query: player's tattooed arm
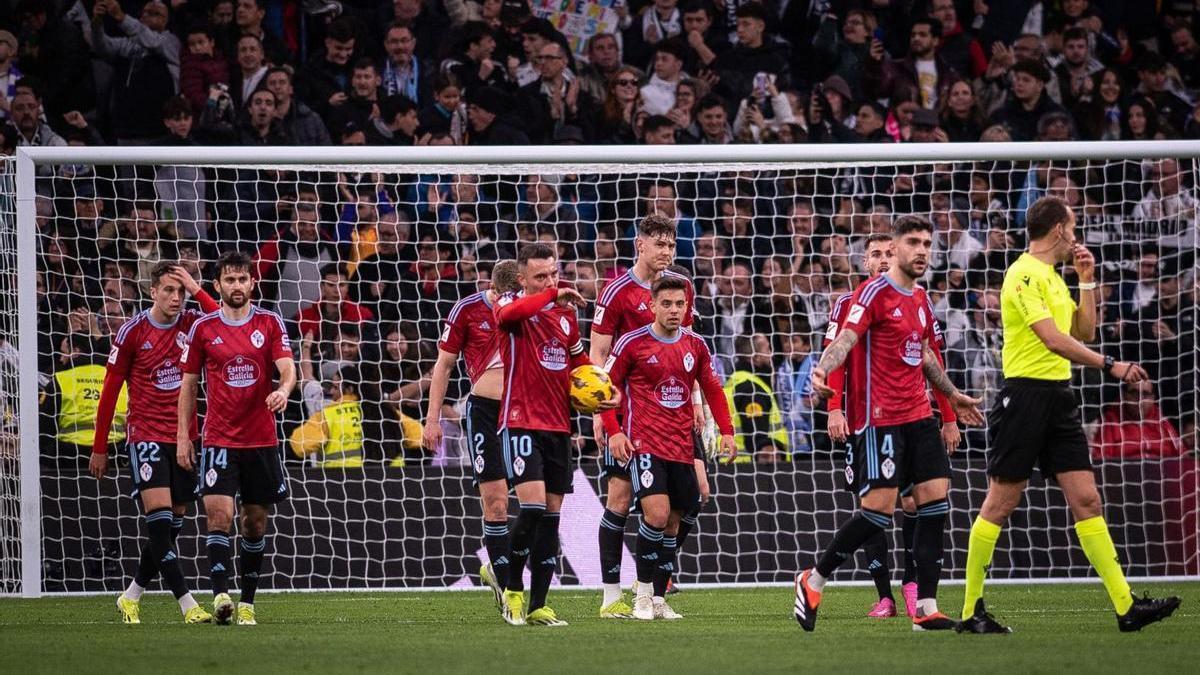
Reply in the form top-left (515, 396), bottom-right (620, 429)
top-left (921, 345), bottom-right (958, 396)
top-left (815, 329), bottom-right (858, 375)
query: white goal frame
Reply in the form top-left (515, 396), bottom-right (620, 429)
top-left (13, 141), bottom-right (1200, 597)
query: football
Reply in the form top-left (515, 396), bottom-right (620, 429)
top-left (569, 364), bottom-right (616, 414)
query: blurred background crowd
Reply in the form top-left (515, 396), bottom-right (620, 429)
top-left (1, 0), bottom-right (1194, 468)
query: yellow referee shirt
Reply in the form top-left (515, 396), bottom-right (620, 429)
top-left (1000, 253), bottom-right (1076, 380)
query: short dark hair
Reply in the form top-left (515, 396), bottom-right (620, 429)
top-left (237, 32), bottom-right (264, 48)
top-left (696, 93), bottom-right (726, 113)
top-left (734, 2), bottom-right (767, 22)
top-left (892, 214), bottom-right (933, 237)
top-left (682, 1), bottom-right (714, 19)
top-left (642, 114), bottom-right (675, 135)
top-left (655, 37), bottom-right (686, 61)
top-left (326, 17), bottom-right (356, 43)
top-left (431, 72), bottom-right (460, 94)
top-left (651, 274), bottom-right (688, 297)
top-left (517, 242), bottom-right (556, 266)
top-left (866, 232), bottom-right (893, 246)
top-left (386, 21), bottom-right (414, 37)
top-left (128, 200), bottom-right (157, 217)
top-left (1063, 26), bottom-right (1088, 44)
top-left (186, 23), bottom-right (215, 39)
top-left (319, 262), bottom-right (347, 279)
top-left (912, 16), bottom-right (943, 39)
top-left (266, 65), bottom-right (293, 83)
top-left (149, 261), bottom-right (179, 287)
top-left (1011, 58), bottom-right (1050, 83)
top-left (1025, 196), bottom-right (1071, 241)
top-left (458, 21), bottom-right (494, 51)
top-left (353, 57), bottom-right (376, 72)
top-left (380, 94), bottom-right (417, 121)
top-left (638, 213), bottom-right (677, 240)
top-left (214, 250), bottom-right (254, 278)
top-left (162, 95), bottom-right (192, 120)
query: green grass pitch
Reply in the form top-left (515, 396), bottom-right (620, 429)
top-left (2, 583), bottom-right (1197, 674)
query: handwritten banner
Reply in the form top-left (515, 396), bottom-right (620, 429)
top-left (530, 0), bottom-right (621, 57)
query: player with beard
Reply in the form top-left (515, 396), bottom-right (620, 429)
top-left (826, 233), bottom-right (961, 619)
top-left (795, 216), bottom-right (984, 633)
top-left (178, 252), bottom-right (296, 626)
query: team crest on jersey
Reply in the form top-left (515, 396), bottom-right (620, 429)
top-left (918, 307), bottom-right (927, 328)
top-left (250, 329), bottom-right (265, 348)
top-left (474, 455), bottom-right (485, 474)
top-left (175, 331), bottom-right (187, 349)
top-left (881, 458), bottom-right (896, 479)
top-left (559, 316), bottom-right (570, 335)
top-left (537, 338), bottom-right (568, 371)
top-left (844, 465), bottom-right (854, 485)
top-left (901, 331), bottom-right (923, 366)
top-left (655, 376), bottom-right (689, 409)
top-left (683, 353), bottom-right (695, 372)
top-left (223, 356), bottom-right (260, 388)
top-left (139, 462), bottom-right (153, 482)
top-left (640, 469), bottom-right (654, 487)
top-left (513, 457), bottom-right (526, 476)
top-left (205, 468), bottom-right (218, 487)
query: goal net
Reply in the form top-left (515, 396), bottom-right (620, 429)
top-left (2, 144), bottom-right (1197, 596)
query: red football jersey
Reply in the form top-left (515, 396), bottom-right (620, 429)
top-left (840, 276), bottom-right (937, 431)
top-left (603, 326), bottom-right (725, 464)
top-left (182, 306), bottom-right (293, 448)
top-left (824, 292), bottom-right (854, 413)
top-left (107, 309), bottom-right (206, 443)
top-left (592, 268), bottom-right (696, 337)
top-left (438, 291), bottom-right (501, 384)
top-left (495, 291), bottom-right (585, 434)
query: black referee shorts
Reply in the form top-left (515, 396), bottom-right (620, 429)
top-left (987, 378), bottom-right (1092, 481)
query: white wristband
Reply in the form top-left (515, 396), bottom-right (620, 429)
top-left (692, 390), bottom-right (702, 404)
top-left (1078, 282), bottom-right (1097, 291)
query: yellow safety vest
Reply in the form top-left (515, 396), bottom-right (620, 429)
top-left (321, 401), bottom-right (365, 468)
top-left (56, 364), bottom-right (127, 446)
top-left (723, 371), bottom-right (790, 463)
top-left (290, 396), bottom-right (365, 468)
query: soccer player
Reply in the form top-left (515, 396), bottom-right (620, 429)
top-left (826, 233), bottom-right (960, 619)
top-left (494, 242), bottom-right (619, 626)
top-left (423, 259), bottom-right (520, 610)
top-left (90, 262), bottom-right (219, 624)
top-left (177, 251), bottom-right (297, 626)
top-left (796, 215), bottom-right (984, 632)
top-left (589, 214), bottom-right (702, 619)
top-left (958, 196), bottom-right (1181, 634)
top-left (600, 275), bottom-right (736, 620)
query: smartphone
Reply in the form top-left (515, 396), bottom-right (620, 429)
top-left (753, 72), bottom-right (769, 98)
top-left (873, 27), bottom-right (884, 41)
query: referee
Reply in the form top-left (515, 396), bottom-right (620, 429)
top-left (957, 196), bottom-right (1181, 634)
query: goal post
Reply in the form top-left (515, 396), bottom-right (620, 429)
top-left (5, 141), bottom-right (1199, 598)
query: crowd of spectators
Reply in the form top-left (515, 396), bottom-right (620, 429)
top-left (9, 0), bottom-right (1198, 466)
